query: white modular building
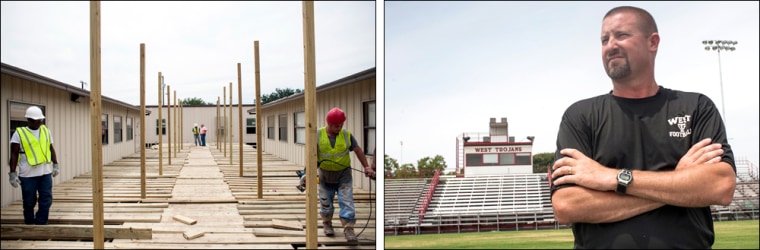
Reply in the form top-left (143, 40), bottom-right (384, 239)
top-left (252, 68), bottom-right (376, 192)
top-left (1, 62), bottom-right (143, 207)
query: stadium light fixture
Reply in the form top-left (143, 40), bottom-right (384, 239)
top-left (702, 39), bottom-right (737, 126)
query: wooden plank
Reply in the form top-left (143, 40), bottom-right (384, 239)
top-left (272, 219), bottom-right (303, 231)
top-left (182, 229), bottom-right (205, 240)
top-left (173, 214), bottom-right (197, 225)
top-left (253, 228), bottom-right (306, 237)
top-left (1, 213), bottom-right (162, 224)
top-left (0, 224), bottom-right (151, 240)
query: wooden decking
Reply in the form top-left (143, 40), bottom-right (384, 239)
top-left (1, 143), bottom-right (376, 249)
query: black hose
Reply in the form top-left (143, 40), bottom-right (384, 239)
top-left (318, 159), bottom-right (375, 241)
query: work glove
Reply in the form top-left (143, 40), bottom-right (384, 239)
top-left (53, 164), bottom-right (60, 177)
top-left (9, 172), bottom-right (20, 188)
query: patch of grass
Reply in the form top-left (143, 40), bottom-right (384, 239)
top-left (713, 220), bottom-right (759, 249)
top-left (385, 220), bottom-right (759, 249)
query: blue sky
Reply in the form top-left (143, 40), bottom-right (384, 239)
top-left (1, 1), bottom-right (375, 106)
top-left (385, 1), bottom-right (759, 173)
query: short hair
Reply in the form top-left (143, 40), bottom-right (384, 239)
top-left (604, 6), bottom-right (658, 35)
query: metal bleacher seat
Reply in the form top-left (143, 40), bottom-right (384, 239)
top-left (423, 174), bottom-right (555, 225)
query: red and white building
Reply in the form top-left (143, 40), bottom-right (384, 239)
top-left (456, 117), bottom-right (534, 177)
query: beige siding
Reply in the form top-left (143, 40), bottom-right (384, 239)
top-left (1, 72), bottom-right (140, 207)
top-left (261, 76), bottom-right (376, 191)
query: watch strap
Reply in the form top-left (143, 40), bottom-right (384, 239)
top-left (616, 182), bottom-right (627, 194)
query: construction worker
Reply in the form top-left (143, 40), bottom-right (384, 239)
top-left (8, 106), bottom-right (59, 225)
top-left (317, 107), bottom-right (375, 242)
top-left (200, 124), bottom-right (208, 147)
top-left (192, 123), bottom-right (201, 146)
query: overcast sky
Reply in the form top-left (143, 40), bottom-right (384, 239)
top-left (386, 1), bottom-right (759, 173)
top-left (1, 1), bottom-right (375, 106)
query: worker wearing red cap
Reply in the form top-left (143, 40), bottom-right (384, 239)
top-left (317, 107), bottom-right (374, 242)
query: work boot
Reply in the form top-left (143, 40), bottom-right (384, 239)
top-left (341, 218), bottom-right (358, 242)
top-left (343, 227), bottom-right (357, 242)
top-left (322, 215), bottom-right (335, 236)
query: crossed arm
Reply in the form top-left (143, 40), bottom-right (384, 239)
top-left (550, 138), bottom-right (736, 224)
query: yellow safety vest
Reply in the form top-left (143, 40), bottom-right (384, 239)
top-left (193, 127), bottom-right (199, 135)
top-left (16, 125), bottom-right (52, 167)
top-left (317, 127), bottom-right (351, 171)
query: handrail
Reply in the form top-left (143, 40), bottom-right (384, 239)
top-left (419, 169), bottom-right (441, 223)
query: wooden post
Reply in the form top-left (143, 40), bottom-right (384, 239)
top-left (238, 63), bottom-right (243, 177)
top-left (167, 85), bottom-right (171, 165)
top-left (254, 41), bottom-right (263, 199)
top-left (174, 90), bottom-right (177, 156)
top-left (89, 2), bottom-right (105, 248)
top-left (229, 82), bottom-right (233, 166)
top-left (156, 72), bottom-right (164, 176)
top-left (180, 102), bottom-right (183, 150)
top-left (216, 97), bottom-right (220, 150)
top-left (223, 87), bottom-right (226, 157)
top-left (302, 1), bottom-right (318, 248)
top-left (140, 43), bottom-right (146, 199)
top-left (158, 72), bottom-right (163, 176)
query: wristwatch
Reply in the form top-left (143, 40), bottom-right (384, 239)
top-left (616, 168), bottom-right (633, 194)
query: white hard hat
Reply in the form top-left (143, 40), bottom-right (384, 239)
top-left (25, 106), bottom-right (45, 120)
top-left (194, 123), bottom-right (198, 127)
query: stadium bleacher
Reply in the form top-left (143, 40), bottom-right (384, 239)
top-left (386, 158), bottom-right (759, 235)
top-left (384, 178), bottom-right (429, 232)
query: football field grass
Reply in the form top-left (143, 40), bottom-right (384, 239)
top-left (384, 219), bottom-right (759, 249)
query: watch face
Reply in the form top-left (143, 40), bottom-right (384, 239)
top-left (620, 174), bottom-right (631, 181)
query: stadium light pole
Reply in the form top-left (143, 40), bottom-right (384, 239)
top-left (702, 40), bottom-right (737, 126)
top-left (400, 140), bottom-right (403, 165)
top-left (161, 75), bottom-right (167, 106)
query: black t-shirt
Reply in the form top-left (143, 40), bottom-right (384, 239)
top-left (551, 86), bottom-right (735, 249)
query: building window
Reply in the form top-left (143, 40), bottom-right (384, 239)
top-left (102, 114), bottom-right (109, 145)
top-left (466, 154), bottom-right (481, 166)
top-left (114, 116), bottom-right (123, 143)
top-left (483, 154), bottom-right (498, 165)
top-left (126, 117), bottom-right (133, 140)
top-left (516, 153), bottom-right (531, 165)
top-left (294, 111), bottom-right (305, 144)
top-left (217, 116), bottom-right (226, 137)
top-left (267, 115), bottom-right (274, 140)
top-left (246, 118), bottom-right (256, 134)
top-left (499, 153), bottom-right (515, 165)
top-left (363, 101), bottom-right (376, 155)
top-left (8, 102), bottom-right (46, 143)
top-left (278, 114), bottom-right (287, 142)
top-left (155, 118), bottom-right (166, 135)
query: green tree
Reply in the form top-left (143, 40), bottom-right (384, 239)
top-left (395, 163), bottom-right (418, 179)
top-left (533, 152), bottom-right (555, 174)
top-left (416, 155), bottom-right (447, 177)
top-left (384, 154), bottom-right (399, 178)
top-left (256, 87), bottom-right (302, 104)
top-left (181, 97), bottom-right (208, 105)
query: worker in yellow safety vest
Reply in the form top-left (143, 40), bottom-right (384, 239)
top-left (8, 106), bottom-right (60, 225)
top-left (192, 123), bottom-right (201, 146)
top-left (317, 107), bottom-right (375, 242)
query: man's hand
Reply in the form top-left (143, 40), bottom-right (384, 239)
top-left (8, 172), bottom-right (20, 188)
top-left (552, 148), bottom-right (617, 191)
top-left (676, 138), bottom-right (724, 170)
top-left (53, 164), bottom-right (60, 177)
top-left (364, 166), bottom-right (375, 180)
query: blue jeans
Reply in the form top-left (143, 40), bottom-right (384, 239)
top-left (19, 174), bottom-right (53, 225)
top-left (318, 173), bottom-right (355, 222)
top-left (194, 134), bottom-right (200, 146)
top-left (201, 134), bottom-right (206, 146)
